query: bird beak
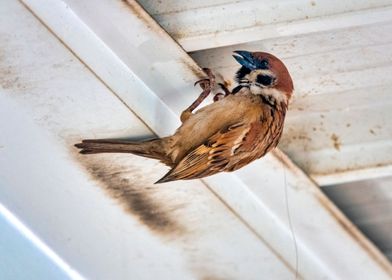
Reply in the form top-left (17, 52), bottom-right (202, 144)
top-left (233, 50), bottom-right (257, 70)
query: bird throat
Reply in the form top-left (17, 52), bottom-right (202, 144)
top-left (231, 84), bottom-right (287, 109)
top-left (259, 93), bottom-right (278, 108)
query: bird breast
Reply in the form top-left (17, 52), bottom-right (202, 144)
top-left (166, 91), bottom-right (276, 164)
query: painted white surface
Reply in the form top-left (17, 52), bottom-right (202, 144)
top-left (1, 0), bottom-right (391, 279)
top-left (139, 0), bottom-right (392, 51)
top-left (0, 206), bottom-right (70, 280)
top-left (324, 176), bottom-right (392, 262)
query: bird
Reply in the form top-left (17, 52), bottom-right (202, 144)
top-left (75, 51), bottom-right (294, 183)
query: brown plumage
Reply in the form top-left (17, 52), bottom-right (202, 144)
top-left (75, 51), bottom-right (294, 183)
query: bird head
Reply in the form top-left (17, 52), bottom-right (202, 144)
top-left (233, 50), bottom-right (294, 103)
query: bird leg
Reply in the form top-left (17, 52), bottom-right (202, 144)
top-left (180, 68), bottom-right (215, 123)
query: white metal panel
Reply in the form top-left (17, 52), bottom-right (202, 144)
top-left (323, 176), bottom-right (392, 262)
top-left (0, 1), bottom-right (293, 279)
top-left (0, 212), bottom-right (70, 280)
top-left (17, 0), bottom-right (392, 279)
top-left (139, 0), bottom-right (392, 51)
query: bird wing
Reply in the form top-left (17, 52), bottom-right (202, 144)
top-left (156, 121), bottom-right (267, 183)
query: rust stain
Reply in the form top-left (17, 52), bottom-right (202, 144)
top-left (121, 0), bottom-right (155, 30)
top-left (330, 133), bottom-right (340, 151)
top-left (297, 134), bottom-right (311, 141)
top-left (73, 148), bottom-right (186, 236)
top-left (179, 57), bottom-right (206, 79)
top-left (0, 64), bottom-right (25, 91)
top-left (311, 161), bottom-right (392, 177)
top-left (0, 60), bottom-right (17, 90)
top-left (0, 67), bottom-right (19, 90)
top-left (121, 0), bottom-right (172, 39)
top-left (1, 75), bottom-right (18, 89)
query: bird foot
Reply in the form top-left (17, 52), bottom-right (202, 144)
top-left (180, 68), bottom-right (215, 123)
top-left (181, 69), bottom-right (232, 122)
top-left (194, 68), bottom-right (215, 90)
top-left (213, 93), bottom-right (225, 102)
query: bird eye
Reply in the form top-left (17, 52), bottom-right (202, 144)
top-left (256, 74), bottom-right (274, 86)
top-left (259, 59), bottom-right (268, 69)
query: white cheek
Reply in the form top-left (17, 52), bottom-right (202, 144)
top-left (263, 88), bottom-right (288, 103)
top-left (250, 85), bottom-right (263, 95)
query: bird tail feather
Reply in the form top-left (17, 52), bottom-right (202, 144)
top-left (75, 139), bottom-right (170, 164)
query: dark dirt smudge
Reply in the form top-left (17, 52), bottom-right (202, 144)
top-left (74, 150), bottom-right (186, 236)
top-left (330, 133), bottom-right (341, 151)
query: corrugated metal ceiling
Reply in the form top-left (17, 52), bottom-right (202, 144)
top-left (324, 176), bottom-right (392, 262)
top-left (1, 0), bottom-right (391, 278)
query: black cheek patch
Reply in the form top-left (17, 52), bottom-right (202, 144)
top-left (256, 74), bottom-right (274, 86)
top-left (235, 66), bottom-right (251, 81)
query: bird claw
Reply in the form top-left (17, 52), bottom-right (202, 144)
top-left (181, 69), bottom-right (230, 123)
top-left (181, 69), bottom-right (215, 118)
top-left (194, 78), bottom-right (208, 87)
top-left (194, 79), bottom-right (210, 90)
top-left (194, 68), bottom-right (215, 90)
top-left (218, 83), bottom-right (231, 97)
top-left (213, 93), bottom-right (225, 102)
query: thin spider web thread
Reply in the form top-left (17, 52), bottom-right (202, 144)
top-left (283, 168), bottom-right (299, 279)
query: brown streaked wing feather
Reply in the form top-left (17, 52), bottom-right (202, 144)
top-left (156, 122), bottom-right (251, 182)
top-left (226, 109), bottom-right (283, 171)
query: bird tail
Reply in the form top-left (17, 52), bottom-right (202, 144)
top-left (75, 138), bottom-right (171, 164)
